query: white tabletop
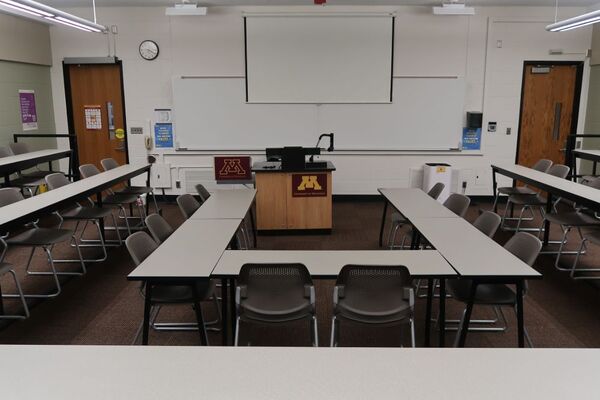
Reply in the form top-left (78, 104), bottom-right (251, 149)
top-left (0, 345), bottom-right (597, 399)
top-left (493, 163), bottom-right (600, 207)
top-left (378, 188), bottom-right (458, 219)
top-left (573, 149), bottom-right (600, 159)
top-left (214, 249), bottom-right (456, 278)
top-left (0, 164), bottom-right (149, 227)
top-left (0, 149), bottom-right (71, 169)
top-left (190, 189), bottom-right (256, 219)
top-left (411, 217), bottom-right (541, 278)
top-left (128, 218), bottom-right (242, 280)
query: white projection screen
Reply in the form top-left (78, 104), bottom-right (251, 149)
top-left (244, 14), bottom-right (394, 104)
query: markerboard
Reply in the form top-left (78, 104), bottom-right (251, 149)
top-left (172, 77), bottom-right (465, 151)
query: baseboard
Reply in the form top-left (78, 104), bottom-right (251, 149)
top-left (258, 229), bottom-right (332, 236)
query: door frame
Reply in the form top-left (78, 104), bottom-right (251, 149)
top-left (515, 60), bottom-right (584, 166)
top-left (62, 57), bottom-right (130, 179)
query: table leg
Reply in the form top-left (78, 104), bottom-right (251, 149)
top-left (593, 161), bottom-right (597, 177)
top-left (378, 200), bottom-right (389, 247)
top-left (142, 283), bottom-right (153, 345)
top-left (457, 281), bottom-right (478, 348)
top-left (571, 155), bottom-right (578, 182)
top-left (424, 278), bottom-right (433, 347)
top-left (4, 174), bottom-right (10, 187)
top-left (221, 278), bottom-right (229, 346)
top-left (145, 169), bottom-right (151, 216)
top-left (410, 229), bottom-right (421, 250)
top-left (229, 277), bottom-right (236, 346)
top-left (96, 192), bottom-right (105, 240)
top-left (191, 283), bottom-right (208, 346)
top-left (492, 169), bottom-right (498, 213)
top-left (249, 207), bottom-right (257, 248)
top-left (439, 278), bottom-right (446, 347)
top-left (0, 284), bottom-right (4, 315)
top-left (516, 280), bottom-right (525, 348)
top-left (543, 193), bottom-right (553, 246)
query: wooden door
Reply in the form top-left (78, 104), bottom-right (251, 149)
top-left (517, 63), bottom-right (581, 168)
top-left (66, 63), bottom-right (127, 172)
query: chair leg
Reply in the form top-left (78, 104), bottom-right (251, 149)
top-left (0, 270), bottom-right (30, 319)
top-left (388, 223), bottom-right (401, 249)
top-left (192, 301), bottom-right (208, 346)
top-left (234, 317), bottom-right (241, 346)
top-left (311, 315), bottom-right (319, 347)
top-left (554, 227), bottom-right (571, 269)
top-left (410, 318), bottom-right (416, 348)
top-left (453, 308), bottom-right (467, 348)
top-left (513, 305), bottom-right (533, 348)
top-left (330, 316), bottom-right (339, 347)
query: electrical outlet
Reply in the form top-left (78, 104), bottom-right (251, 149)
top-left (175, 181), bottom-right (181, 189)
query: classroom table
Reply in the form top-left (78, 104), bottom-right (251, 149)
top-left (127, 218), bottom-right (243, 345)
top-left (377, 188), bottom-right (458, 247)
top-left (491, 163), bottom-right (600, 245)
top-left (213, 250), bottom-right (457, 347)
top-left (0, 163), bottom-right (151, 230)
top-left (1, 345), bottom-right (598, 399)
top-left (571, 149), bottom-right (600, 181)
top-left (0, 148), bottom-right (73, 184)
top-left (190, 188), bottom-right (257, 244)
top-left (410, 216), bottom-right (542, 348)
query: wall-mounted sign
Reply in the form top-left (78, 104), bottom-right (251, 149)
top-left (84, 105), bottom-right (102, 130)
top-left (214, 156), bottom-right (252, 182)
top-left (462, 127), bottom-right (482, 150)
top-left (291, 173), bottom-right (327, 197)
top-left (19, 90), bottom-right (38, 131)
top-left (154, 123), bottom-right (174, 148)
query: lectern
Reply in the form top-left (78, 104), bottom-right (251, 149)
top-left (253, 147), bottom-right (335, 232)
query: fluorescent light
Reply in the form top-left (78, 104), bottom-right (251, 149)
top-left (165, 3), bottom-right (207, 16)
top-left (0, 0), bottom-right (107, 33)
top-left (433, 3), bottom-right (475, 16)
top-left (546, 9), bottom-right (600, 32)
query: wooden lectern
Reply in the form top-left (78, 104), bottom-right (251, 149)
top-left (253, 160), bottom-right (335, 232)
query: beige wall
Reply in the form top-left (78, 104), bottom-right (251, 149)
top-left (0, 12), bottom-right (52, 66)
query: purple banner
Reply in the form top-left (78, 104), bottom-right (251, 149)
top-left (19, 90), bottom-right (38, 131)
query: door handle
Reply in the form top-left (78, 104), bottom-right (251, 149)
top-left (552, 102), bottom-right (562, 141)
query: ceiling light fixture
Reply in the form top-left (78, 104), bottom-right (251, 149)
top-left (0, 0), bottom-right (107, 33)
top-left (165, 2), bottom-right (207, 16)
top-left (433, 1), bottom-right (475, 16)
top-left (546, 9), bottom-right (600, 32)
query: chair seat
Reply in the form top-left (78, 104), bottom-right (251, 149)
top-left (508, 193), bottom-right (546, 206)
top-left (391, 212), bottom-right (407, 225)
top-left (498, 186), bottom-right (537, 196)
top-left (240, 288), bottom-right (312, 322)
top-left (335, 292), bottom-right (412, 324)
top-left (102, 193), bottom-right (140, 205)
top-left (116, 186), bottom-right (153, 195)
top-left (447, 279), bottom-right (516, 305)
top-left (0, 262), bottom-right (14, 276)
top-left (6, 228), bottom-right (73, 246)
top-left (545, 211), bottom-right (600, 227)
top-left (61, 206), bottom-right (114, 220)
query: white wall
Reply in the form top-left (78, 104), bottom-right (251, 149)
top-left (0, 12), bottom-right (52, 66)
top-left (47, 5), bottom-right (592, 194)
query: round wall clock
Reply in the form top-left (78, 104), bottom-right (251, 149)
top-left (139, 40), bottom-right (159, 61)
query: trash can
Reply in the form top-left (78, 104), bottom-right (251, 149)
top-left (422, 163), bottom-right (452, 203)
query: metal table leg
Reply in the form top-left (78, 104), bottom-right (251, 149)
top-left (191, 283), bottom-right (208, 346)
top-left (516, 280), bottom-right (525, 348)
top-left (424, 278), bottom-right (434, 347)
top-left (378, 200), bottom-right (388, 247)
top-left (221, 278), bottom-right (229, 346)
top-left (142, 283), bottom-right (153, 345)
top-left (228, 278), bottom-right (236, 346)
top-left (492, 169), bottom-right (498, 213)
top-left (249, 207), bottom-right (257, 248)
top-left (457, 281), bottom-right (478, 348)
top-left (439, 278), bottom-right (446, 347)
top-left (543, 193), bottom-right (553, 246)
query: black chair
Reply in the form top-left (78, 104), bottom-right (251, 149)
top-left (331, 265), bottom-right (415, 347)
top-left (100, 158), bottom-right (159, 214)
top-left (235, 263), bottom-right (317, 346)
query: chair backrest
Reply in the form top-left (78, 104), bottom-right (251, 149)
top-left (504, 232), bottom-right (542, 267)
top-left (473, 211), bottom-right (501, 238)
top-left (0, 188), bottom-right (24, 207)
top-left (335, 265), bottom-right (412, 301)
top-left (100, 158), bottom-right (120, 171)
top-left (443, 193), bottom-right (471, 217)
top-left (239, 263), bottom-right (313, 292)
top-left (9, 142), bottom-right (30, 155)
top-left (532, 159), bottom-right (553, 173)
top-left (125, 231), bottom-right (159, 266)
top-left (195, 184), bottom-right (211, 203)
top-left (45, 173), bottom-right (71, 190)
top-left (79, 163), bottom-right (101, 178)
top-left (427, 182), bottom-right (445, 200)
top-left (0, 146), bottom-right (14, 158)
top-left (546, 164), bottom-right (570, 179)
top-left (176, 193), bottom-right (201, 219)
top-left (145, 213), bottom-right (174, 244)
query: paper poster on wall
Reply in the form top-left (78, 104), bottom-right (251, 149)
top-left (19, 90), bottom-right (38, 131)
top-left (462, 128), bottom-right (482, 150)
top-left (154, 123), bottom-right (174, 148)
top-left (84, 105), bottom-right (102, 130)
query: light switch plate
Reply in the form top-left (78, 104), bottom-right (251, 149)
top-left (131, 127), bottom-right (143, 135)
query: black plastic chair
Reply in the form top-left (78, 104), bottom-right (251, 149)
top-left (331, 265), bottom-right (415, 347)
top-left (101, 158), bottom-right (159, 214)
top-left (235, 263), bottom-right (317, 346)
